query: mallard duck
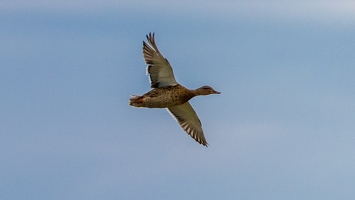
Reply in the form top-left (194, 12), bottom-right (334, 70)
top-left (129, 33), bottom-right (220, 146)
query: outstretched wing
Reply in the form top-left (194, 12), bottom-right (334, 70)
top-left (167, 102), bottom-right (208, 146)
top-left (143, 33), bottom-right (178, 88)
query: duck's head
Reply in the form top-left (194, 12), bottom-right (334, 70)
top-left (195, 86), bottom-right (221, 95)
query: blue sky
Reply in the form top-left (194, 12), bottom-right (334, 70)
top-left (1, 1), bottom-right (355, 199)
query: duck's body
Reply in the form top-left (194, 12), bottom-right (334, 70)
top-left (130, 84), bottom-right (194, 108)
top-left (129, 33), bottom-right (220, 146)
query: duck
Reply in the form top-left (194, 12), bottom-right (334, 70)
top-left (129, 33), bottom-right (220, 146)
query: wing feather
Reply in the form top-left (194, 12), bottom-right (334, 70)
top-left (167, 103), bottom-right (208, 146)
top-left (143, 33), bottom-right (178, 88)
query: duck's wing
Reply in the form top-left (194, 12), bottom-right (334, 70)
top-left (143, 33), bottom-right (178, 88)
top-left (167, 102), bottom-right (208, 146)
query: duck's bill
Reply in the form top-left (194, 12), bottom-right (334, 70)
top-left (213, 90), bottom-right (221, 94)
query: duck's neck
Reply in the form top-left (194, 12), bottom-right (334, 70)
top-left (191, 88), bottom-right (204, 96)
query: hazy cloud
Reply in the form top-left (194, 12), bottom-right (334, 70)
top-left (2, 0), bottom-right (355, 23)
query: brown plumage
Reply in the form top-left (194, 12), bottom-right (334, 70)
top-left (129, 33), bottom-right (220, 146)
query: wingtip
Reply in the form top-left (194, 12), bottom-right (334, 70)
top-left (194, 134), bottom-right (209, 147)
top-left (146, 32), bottom-right (155, 40)
top-left (200, 139), bottom-right (208, 147)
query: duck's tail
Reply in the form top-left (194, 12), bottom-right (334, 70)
top-left (129, 95), bottom-right (144, 107)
